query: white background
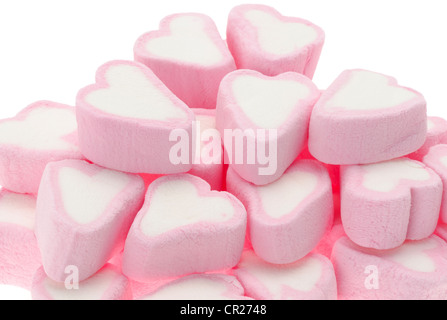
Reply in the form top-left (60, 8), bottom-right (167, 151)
top-left (0, 0), bottom-right (446, 300)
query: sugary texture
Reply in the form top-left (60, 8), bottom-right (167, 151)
top-left (0, 101), bottom-right (83, 194)
top-left (341, 158), bottom-right (442, 250)
top-left (226, 159), bottom-right (333, 264)
top-left (0, 190), bottom-right (41, 289)
top-left (139, 274), bottom-right (250, 300)
top-left (122, 174), bottom-right (247, 282)
top-left (35, 159), bottom-right (145, 282)
top-left (309, 69), bottom-right (427, 165)
top-left (188, 109), bottom-right (224, 190)
top-left (31, 264), bottom-right (132, 300)
top-left (216, 69), bottom-right (321, 185)
top-left (422, 144), bottom-right (447, 223)
top-left (134, 13), bottom-right (236, 109)
top-left (332, 236), bottom-right (447, 300)
top-left (76, 60), bottom-right (195, 174)
top-left (227, 4), bottom-right (325, 79)
top-left (409, 117), bottom-right (447, 160)
top-left (233, 251), bottom-right (337, 300)
top-left (313, 218), bottom-right (346, 258)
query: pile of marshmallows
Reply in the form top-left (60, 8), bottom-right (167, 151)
top-left (1, 4), bottom-right (447, 300)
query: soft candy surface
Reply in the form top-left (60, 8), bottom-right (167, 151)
top-left (122, 174), bottom-right (247, 281)
top-left (76, 60), bottom-right (195, 174)
top-left (234, 251), bottom-right (337, 300)
top-left (0, 101), bottom-right (83, 194)
top-left (135, 13), bottom-right (236, 109)
top-left (309, 69), bottom-right (427, 165)
top-left (227, 159), bottom-right (333, 264)
top-left (217, 69), bottom-right (320, 185)
top-left (0, 190), bottom-right (41, 289)
top-left (227, 4), bottom-right (324, 78)
top-left (341, 158), bottom-right (442, 250)
top-left (35, 159), bottom-right (145, 282)
top-left (332, 236), bottom-right (447, 300)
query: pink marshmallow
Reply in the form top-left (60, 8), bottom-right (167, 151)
top-left (32, 264), bottom-right (132, 300)
top-left (76, 60), bottom-right (195, 174)
top-left (409, 117), bottom-right (447, 160)
top-left (122, 174), bottom-right (247, 282)
top-left (216, 69), bottom-right (321, 186)
top-left (0, 101), bottom-right (83, 194)
top-left (0, 190), bottom-right (41, 289)
top-left (233, 250), bottom-right (337, 300)
top-left (134, 13), bottom-right (236, 109)
top-left (227, 4), bottom-right (325, 79)
top-left (309, 69), bottom-right (427, 165)
top-left (341, 158), bottom-right (442, 250)
top-left (35, 159), bottom-right (145, 282)
top-left (226, 159), bottom-right (333, 264)
top-left (189, 108), bottom-right (224, 190)
top-left (313, 218), bottom-right (346, 258)
top-left (139, 274), bottom-right (250, 300)
top-left (422, 144), bottom-right (447, 224)
top-left (332, 236), bottom-right (447, 300)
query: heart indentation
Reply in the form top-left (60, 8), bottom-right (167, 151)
top-left (140, 178), bottom-right (235, 237)
top-left (232, 75), bottom-right (311, 128)
top-left (362, 158), bottom-right (430, 192)
top-left (85, 64), bottom-right (189, 121)
top-left (145, 15), bottom-right (224, 66)
top-left (325, 70), bottom-right (417, 111)
top-left (58, 166), bottom-right (131, 225)
top-left (0, 106), bottom-right (78, 151)
top-left (244, 10), bottom-right (318, 56)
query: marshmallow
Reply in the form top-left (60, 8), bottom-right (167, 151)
top-left (216, 69), bottom-right (320, 185)
top-left (139, 274), bottom-right (250, 300)
top-left (309, 69), bottom-right (427, 165)
top-left (135, 13), bottom-right (236, 109)
top-left (35, 159), bottom-right (145, 282)
top-left (233, 251), bottom-right (337, 300)
top-left (313, 218), bottom-right (346, 258)
top-left (122, 174), bottom-right (247, 281)
top-left (0, 101), bottom-right (83, 194)
top-left (226, 159), bottom-right (333, 264)
top-left (332, 236), bottom-right (447, 300)
top-left (76, 60), bottom-right (195, 174)
top-left (409, 117), bottom-right (447, 160)
top-left (189, 109), bottom-right (224, 190)
top-left (341, 158), bottom-right (442, 250)
top-left (32, 264), bottom-right (132, 300)
top-left (423, 144), bottom-right (447, 224)
top-left (0, 190), bottom-right (41, 289)
top-left (227, 4), bottom-right (325, 79)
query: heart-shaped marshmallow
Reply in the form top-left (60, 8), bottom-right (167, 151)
top-left (409, 117), bottom-right (447, 160)
top-left (332, 236), bottom-right (447, 300)
top-left (0, 190), bottom-right (41, 289)
top-left (139, 274), bottom-right (250, 300)
top-left (341, 158), bottom-right (442, 250)
top-left (226, 159), bottom-right (333, 264)
top-left (188, 108), bottom-right (224, 190)
top-left (0, 101), bottom-right (83, 194)
top-left (35, 159), bottom-right (145, 282)
top-left (76, 60), bottom-right (195, 174)
top-left (309, 69), bottom-right (427, 165)
top-left (216, 69), bottom-right (321, 185)
top-left (233, 251), bottom-right (337, 300)
top-left (122, 174), bottom-right (247, 281)
top-left (135, 13), bottom-right (236, 109)
top-left (227, 4), bottom-right (325, 79)
top-left (422, 144), bottom-right (447, 224)
top-left (32, 264), bottom-right (132, 300)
